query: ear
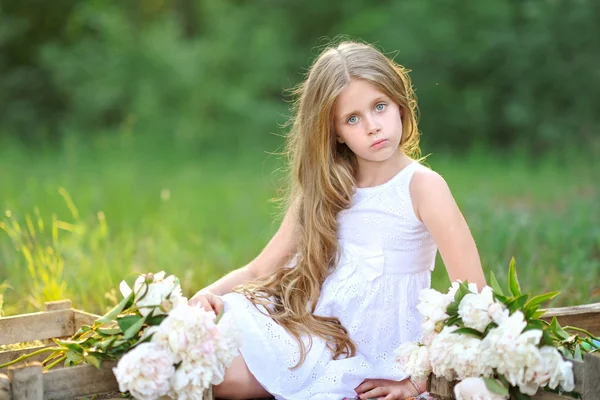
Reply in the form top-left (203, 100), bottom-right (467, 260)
top-left (336, 135), bottom-right (345, 144)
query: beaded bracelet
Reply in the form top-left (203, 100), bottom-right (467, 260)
top-left (408, 377), bottom-right (424, 396)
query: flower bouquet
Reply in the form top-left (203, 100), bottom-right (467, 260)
top-left (0, 271), bottom-right (240, 400)
top-left (395, 259), bottom-right (600, 400)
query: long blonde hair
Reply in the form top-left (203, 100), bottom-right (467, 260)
top-left (237, 40), bottom-right (421, 368)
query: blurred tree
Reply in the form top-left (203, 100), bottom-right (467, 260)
top-left (0, 0), bottom-right (598, 153)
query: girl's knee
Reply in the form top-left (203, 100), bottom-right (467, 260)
top-left (213, 355), bottom-right (271, 399)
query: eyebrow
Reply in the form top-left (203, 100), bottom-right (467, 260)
top-left (338, 96), bottom-right (389, 121)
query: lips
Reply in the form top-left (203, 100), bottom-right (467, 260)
top-left (371, 139), bottom-right (387, 148)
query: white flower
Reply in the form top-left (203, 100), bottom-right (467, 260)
top-left (120, 271), bottom-right (186, 317)
top-left (458, 286), bottom-right (495, 332)
top-left (169, 361), bottom-right (212, 400)
top-left (487, 301), bottom-right (509, 325)
top-left (112, 342), bottom-right (176, 400)
top-left (530, 346), bottom-right (575, 392)
top-left (480, 312), bottom-right (542, 391)
top-left (454, 377), bottom-right (509, 400)
top-left (151, 303), bottom-right (240, 387)
top-left (417, 288), bottom-right (451, 337)
top-left (429, 326), bottom-right (459, 381)
top-left (395, 341), bottom-right (432, 379)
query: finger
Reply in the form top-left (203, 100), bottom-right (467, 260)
top-left (360, 387), bottom-right (386, 400)
top-left (198, 298), bottom-right (213, 312)
top-left (355, 380), bottom-right (377, 394)
top-left (211, 296), bottom-right (224, 314)
top-left (188, 295), bottom-right (199, 306)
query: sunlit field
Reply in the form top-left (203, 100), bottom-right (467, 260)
top-left (1, 142), bottom-right (598, 316)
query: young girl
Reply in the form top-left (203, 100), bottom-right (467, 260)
top-left (189, 40), bottom-right (486, 400)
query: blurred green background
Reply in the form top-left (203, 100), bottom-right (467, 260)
top-left (0, 0), bottom-right (598, 316)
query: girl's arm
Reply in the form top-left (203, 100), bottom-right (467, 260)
top-left (410, 169), bottom-right (487, 290)
top-left (198, 203), bottom-right (298, 296)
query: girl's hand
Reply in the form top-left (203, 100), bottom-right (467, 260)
top-left (355, 377), bottom-right (426, 400)
top-left (188, 290), bottom-right (224, 315)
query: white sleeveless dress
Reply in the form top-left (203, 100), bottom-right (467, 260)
top-left (221, 161), bottom-right (438, 400)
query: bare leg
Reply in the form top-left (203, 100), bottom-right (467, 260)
top-left (213, 354), bottom-right (272, 399)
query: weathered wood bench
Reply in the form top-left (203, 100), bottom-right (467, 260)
top-left (0, 300), bottom-right (212, 400)
top-left (1, 300), bottom-right (598, 399)
top-left (429, 302), bottom-right (600, 399)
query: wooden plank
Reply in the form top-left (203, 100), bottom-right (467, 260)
top-left (0, 310), bottom-right (75, 346)
top-left (9, 362), bottom-right (43, 400)
top-left (572, 359), bottom-right (584, 394)
top-left (42, 362), bottom-right (120, 400)
top-left (0, 373), bottom-right (10, 400)
top-left (428, 376), bottom-right (455, 400)
top-left (73, 309), bottom-right (100, 329)
top-left (583, 352), bottom-right (600, 399)
top-left (44, 301), bottom-right (71, 312)
top-left (542, 303), bottom-right (600, 336)
top-left (0, 345), bottom-right (54, 373)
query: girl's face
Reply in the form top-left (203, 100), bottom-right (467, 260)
top-left (333, 79), bottom-right (403, 167)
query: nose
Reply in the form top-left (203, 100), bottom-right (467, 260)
top-left (366, 115), bottom-right (381, 135)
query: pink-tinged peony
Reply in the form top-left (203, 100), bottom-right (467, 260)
top-left (168, 361), bottom-right (212, 400)
top-left (522, 346), bottom-right (575, 393)
top-left (112, 342), bottom-right (176, 400)
top-left (458, 286), bottom-right (495, 332)
top-left (480, 312), bottom-right (545, 394)
top-left (428, 326), bottom-right (459, 381)
top-left (395, 341), bottom-right (432, 379)
top-left (151, 303), bottom-right (240, 388)
top-left (454, 377), bottom-right (509, 400)
top-left (429, 325), bottom-right (493, 381)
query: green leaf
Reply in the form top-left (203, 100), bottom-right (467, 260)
top-left (97, 292), bottom-right (134, 324)
top-left (83, 353), bottom-right (102, 369)
top-left (65, 349), bottom-right (83, 364)
top-left (531, 310), bottom-right (547, 319)
top-left (446, 315), bottom-right (461, 326)
top-left (117, 315), bottom-right (142, 334)
top-left (525, 291), bottom-right (560, 309)
top-left (508, 257), bottom-right (521, 297)
top-left (54, 339), bottom-right (84, 354)
top-left (446, 301), bottom-right (459, 316)
top-left (146, 314), bottom-right (168, 326)
top-left (523, 319), bottom-right (545, 332)
top-left (97, 328), bottom-right (122, 336)
top-left (541, 328), bottom-right (555, 346)
top-left (483, 377), bottom-right (509, 397)
top-left (94, 336), bottom-right (117, 351)
top-left (574, 344), bottom-right (583, 361)
top-left (453, 327), bottom-right (484, 338)
top-left (454, 281), bottom-right (472, 304)
top-left (507, 295), bottom-right (529, 313)
top-left (551, 317), bottom-right (571, 340)
top-left (489, 271), bottom-right (504, 296)
top-left (493, 292), bottom-right (510, 304)
top-left (123, 313), bottom-right (148, 340)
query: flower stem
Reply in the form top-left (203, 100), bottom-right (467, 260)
top-left (0, 347), bottom-right (62, 369)
top-left (43, 355), bottom-right (67, 371)
top-left (563, 326), bottom-right (600, 340)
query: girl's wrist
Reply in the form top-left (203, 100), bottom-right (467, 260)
top-left (408, 376), bottom-right (425, 396)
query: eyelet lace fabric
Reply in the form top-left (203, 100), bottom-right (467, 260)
top-left (221, 162), bottom-right (438, 400)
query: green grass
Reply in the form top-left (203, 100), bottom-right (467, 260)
top-left (0, 141), bottom-right (598, 316)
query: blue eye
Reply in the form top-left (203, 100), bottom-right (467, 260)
top-left (375, 103), bottom-right (386, 112)
top-left (347, 115), bottom-right (358, 124)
